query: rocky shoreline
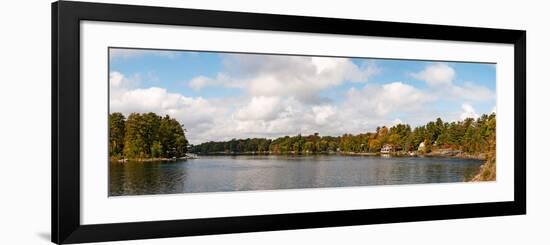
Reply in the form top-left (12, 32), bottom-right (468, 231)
top-left (423, 149), bottom-right (486, 160)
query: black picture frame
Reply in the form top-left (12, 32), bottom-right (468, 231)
top-left (52, 1), bottom-right (526, 244)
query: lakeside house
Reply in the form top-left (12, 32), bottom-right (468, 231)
top-left (418, 142), bottom-right (426, 152)
top-left (381, 144), bottom-right (393, 154)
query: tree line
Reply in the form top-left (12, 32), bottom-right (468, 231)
top-left (190, 113), bottom-right (496, 155)
top-left (109, 112), bottom-right (189, 160)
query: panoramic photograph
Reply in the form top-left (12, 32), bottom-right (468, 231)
top-left (108, 47), bottom-right (497, 196)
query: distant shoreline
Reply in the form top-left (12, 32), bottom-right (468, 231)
top-left (192, 150), bottom-right (485, 160)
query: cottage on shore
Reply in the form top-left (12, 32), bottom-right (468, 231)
top-left (418, 142), bottom-right (426, 152)
top-left (381, 144), bottom-right (393, 154)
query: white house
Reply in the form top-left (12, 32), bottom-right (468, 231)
top-left (418, 142), bottom-right (426, 151)
top-left (381, 144), bottom-right (393, 154)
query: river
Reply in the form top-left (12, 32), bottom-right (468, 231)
top-left (109, 154), bottom-right (483, 196)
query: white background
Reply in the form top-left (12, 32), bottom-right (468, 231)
top-left (0, 0), bottom-right (547, 244)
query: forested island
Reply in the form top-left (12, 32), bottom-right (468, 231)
top-left (109, 112), bottom-right (496, 181)
top-left (109, 112), bottom-right (189, 161)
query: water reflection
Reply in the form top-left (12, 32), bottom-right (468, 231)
top-left (109, 155), bottom-right (483, 196)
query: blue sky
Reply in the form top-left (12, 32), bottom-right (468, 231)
top-left (109, 48), bottom-right (496, 144)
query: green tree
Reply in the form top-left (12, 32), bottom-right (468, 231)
top-left (109, 112), bottom-right (125, 157)
top-left (123, 113), bottom-right (147, 158)
top-left (115, 112), bottom-right (188, 159)
top-left (151, 141), bottom-right (163, 158)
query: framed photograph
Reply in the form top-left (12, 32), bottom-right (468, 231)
top-left (52, 1), bottom-right (526, 244)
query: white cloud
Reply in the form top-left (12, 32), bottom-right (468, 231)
top-left (345, 82), bottom-right (433, 117)
top-left (234, 96), bottom-right (284, 121)
top-left (413, 63), bottom-right (495, 102)
top-left (311, 57), bottom-right (379, 83)
top-left (109, 70), bottom-right (163, 99)
top-left (193, 81), bottom-right (433, 142)
top-left (460, 103), bottom-right (479, 120)
top-left (187, 54), bottom-right (379, 103)
top-left (411, 63), bottom-right (455, 86)
top-left (177, 56), bottom-right (395, 141)
top-left (109, 71), bottom-right (139, 89)
top-left (450, 82), bottom-right (495, 102)
top-left (312, 105), bottom-right (337, 125)
top-left (111, 86), bottom-right (221, 126)
top-left (109, 71), bottom-right (141, 99)
top-left (109, 71), bottom-right (124, 87)
top-left (188, 76), bottom-right (210, 90)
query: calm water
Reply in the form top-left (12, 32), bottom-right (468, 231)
top-left (109, 155), bottom-right (483, 196)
